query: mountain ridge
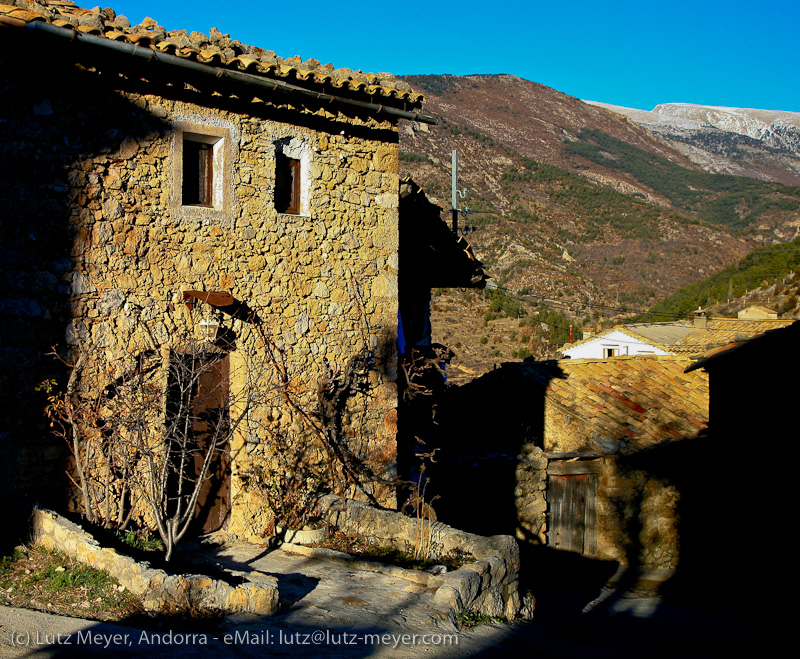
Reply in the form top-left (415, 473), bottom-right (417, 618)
top-left (399, 73), bottom-right (800, 306)
top-left (585, 100), bottom-right (800, 185)
top-left (395, 73), bottom-right (800, 376)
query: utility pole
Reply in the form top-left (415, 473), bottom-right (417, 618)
top-left (451, 150), bottom-right (469, 235)
top-left (451, 149), bottom-right (459, 234)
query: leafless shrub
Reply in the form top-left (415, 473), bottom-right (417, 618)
top-left (43, 305), bottom-right (391, 560)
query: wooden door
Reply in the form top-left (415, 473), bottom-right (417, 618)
top-left (191, 355), bottom-right (231, 534)
top-left (546, 461), bottom-right (598, 556)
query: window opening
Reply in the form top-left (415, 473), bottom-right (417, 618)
top-left (182, 138), bottom-right (214, 206)
top-left (275, 153), bottom-right (301, 214)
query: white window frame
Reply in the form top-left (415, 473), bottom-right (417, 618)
top-left (172, 120), bottom-right (234, 223)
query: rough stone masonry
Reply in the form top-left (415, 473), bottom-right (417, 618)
top-left (0, 4), bottom-right (422, 537)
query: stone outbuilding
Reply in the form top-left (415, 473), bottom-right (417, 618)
top-left (0, 0), bottom-right (438, 540)
top-left (736, 305), bottom-right (778, 319)
top-left (429, 355), bottom-right (710, 576)
top-left (511, 356), bottom-right (709, 573)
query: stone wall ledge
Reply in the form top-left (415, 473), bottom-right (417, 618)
top-left (30, 508), bottom-right (279, 615)
top-left (280, 543), bottom-right (436, 586)
top-left (316, 495), bottom-right (534, 622)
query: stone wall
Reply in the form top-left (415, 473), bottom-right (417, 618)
top-left (317, 495), bottom-right (533, 622)
top-left (513, 445), bottom-right (549, 544)
top-left (31, 508), bottom-right (279, 614)
top-left (0, 39), bottom-right (401, 538)
top-left (514, 448), bottom-right (680, 571)
top-left (592, 457), bottom-right (680, 571)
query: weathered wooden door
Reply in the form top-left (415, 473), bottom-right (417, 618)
top-left (191, 355), bottom-right (231, 534)
top-left (168, 352), bottom-right (232, 535)
top-left (546, 461), bottom-right (598, 556)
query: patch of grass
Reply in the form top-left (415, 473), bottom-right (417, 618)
top-left (115, 528), bottom-right (164, 553)
top-left (1, 546), bottom-right (142, 622)
top-left (0, 550), bottom-right (25, 580)
top-left (35, 563), bottom-right (114, 592)
top-left (314, 531), bottom-right (471, 571)
top-left (456, 607), bottom-right (504, 630)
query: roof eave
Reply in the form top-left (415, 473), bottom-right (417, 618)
top-left (14, 18), bottom-right (438, 124)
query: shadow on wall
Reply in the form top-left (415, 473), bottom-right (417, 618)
top-left (0, 35), bottom-right (173, 548)
top-left (421, 363), bottom-right (564, 538)
top-left (418, 362), bottom-right (761, 611)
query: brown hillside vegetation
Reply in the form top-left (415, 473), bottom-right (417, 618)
top-left (398, 74), bottom-right (800, 313)
top-left (404, 73), bottom-right (697, 195)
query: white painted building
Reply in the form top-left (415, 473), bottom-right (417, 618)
top-left (561, 312), bottom-right (795, 359)
top-left (562, 324), bottom-right (689, 359)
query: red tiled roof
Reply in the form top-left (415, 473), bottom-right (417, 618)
top-left (0, 1), bottom-right (424, 106)
top-left (564, 317), bottom-right (795, 358)
top-left (518, 355), bottom-right (709, 452)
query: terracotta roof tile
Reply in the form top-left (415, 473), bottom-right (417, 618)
top-left (517, 355), bottom-right (709, 453)
top-left (678, 318), bottom-right (794, 350)
top-left (1, 0), bottom-right (424, 106)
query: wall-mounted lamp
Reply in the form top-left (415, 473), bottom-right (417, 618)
top-left (197, 312), bottom-right (223, 341)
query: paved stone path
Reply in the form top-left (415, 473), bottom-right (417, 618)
top-left (0, 603), bottom-right (511, 659)
top-left (0, 541), bottom-right (515, 658)
top-left (0, 541), bottom-right (758, 658)
top-left (210, 542), bottom-right (454, 631)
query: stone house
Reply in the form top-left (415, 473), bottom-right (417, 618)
top-left (736, 305), bottom-right (778, 319)
top-left (430, 355), bottom-right (709, 576)
top-left (562, 311), bottom-right (794, 359)
top-left (512, 356), bottom-right (709, 573)
top-left (0, 1), bottom-right (438, 539)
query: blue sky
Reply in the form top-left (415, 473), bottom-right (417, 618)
top-left (110, 1), bottom-right (800, 112)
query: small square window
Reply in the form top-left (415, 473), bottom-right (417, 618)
top-left (275, 153), bottom-right (301, 214)
top-left (180, 132), bottom-right (222, 208)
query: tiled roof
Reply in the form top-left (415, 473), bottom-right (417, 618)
top-left (677, 317), bottom-right (794, 352)
top-left (685, 319), bottom-right (800, 372)
top-left (564, 317), bottom-right (795, 358)
top-left (0, 1), bottom-right (424, 106)
top-left (517, 356), bottom-right (709, 452)
top-left (626, 323), bottom-right (694, 347)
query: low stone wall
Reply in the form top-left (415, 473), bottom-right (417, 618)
top-left (317, 495), bottom-right (534, 622)
top-left (280, 543), bottom-right (437, 587)
top-left (31, 509), bottom-right (278, 615)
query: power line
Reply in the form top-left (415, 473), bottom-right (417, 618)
top-left (576, 247), bottom-right (800, 265)
top-left (486, 280), bottom-right (798, 324)
top-left (702, 273), bottom-right (797, 279)
top-left (489, 284), bottom-right (687, 320)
